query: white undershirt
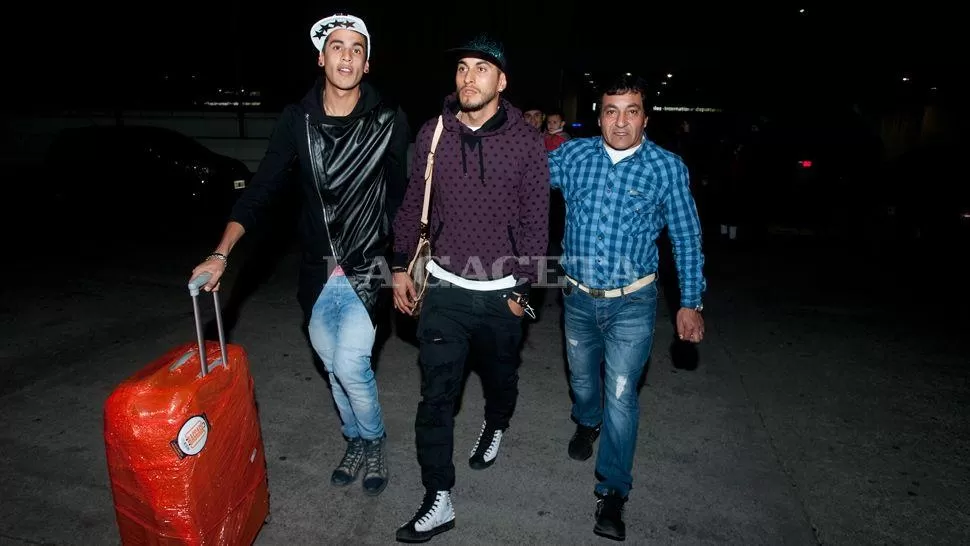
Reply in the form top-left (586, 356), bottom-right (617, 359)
top-left (604, 140), bottom-right (642, 164)
top-left (457, 111), bottom-right (481, 132)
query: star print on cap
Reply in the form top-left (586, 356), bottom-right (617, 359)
top-left (310, 13), bottom-right (371, 60)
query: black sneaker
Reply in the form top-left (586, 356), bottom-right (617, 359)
top-left (331, 437), bottom-right (364, 486)
top-left (362, 435), bottom-right (388, 496)
top-left (568, 423), bottom-right (601, 461)
top-left (396, 490), bottom-right (455, 543)
top-left (468, 421), bottom-right (504, 470)
top-left (594, 491), bottom-right (626, 541)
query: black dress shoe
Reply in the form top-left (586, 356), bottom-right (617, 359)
top-left (594, 491), bottom-right (626, 541)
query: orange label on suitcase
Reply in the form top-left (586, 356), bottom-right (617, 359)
top-left (171, 414), bottom-right (210, 459)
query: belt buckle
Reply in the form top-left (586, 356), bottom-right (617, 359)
top-left (588, 287), bottom-right (605, 298)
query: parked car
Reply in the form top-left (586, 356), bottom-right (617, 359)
top-left (42, 125), bottom-right (252, 234)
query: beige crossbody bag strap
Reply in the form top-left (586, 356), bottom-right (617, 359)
top-left (419, 116), bottom-right (444, 236)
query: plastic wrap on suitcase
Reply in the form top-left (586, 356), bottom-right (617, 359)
top-left (103, 274), bottom-right (269, 545)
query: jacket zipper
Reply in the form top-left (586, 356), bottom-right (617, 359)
top-left (306, 113), bottom-right (340, 261)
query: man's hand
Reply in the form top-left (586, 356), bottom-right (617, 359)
top-left (190, 255), bottom-right (227, 292)
top-left (676, 308), bottom-right (705, 343)
top-left (507, 299), bottom-right (525, 317)
top-left (189, 222), bottom-right (245, 292)
top-left (393, 272), bottom-right (417, 315)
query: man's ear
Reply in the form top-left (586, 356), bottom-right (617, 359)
top-left (317, 51), bottom-right (325, 67)
top-left (364, 60), bottom-right (370, 74)
top-left (498, 71), bottom-right (507, 92)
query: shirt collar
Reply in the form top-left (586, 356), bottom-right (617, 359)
top-left (601, 136), bottom-right (647, 160)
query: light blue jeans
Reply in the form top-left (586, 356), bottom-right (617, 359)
top-left (563, 281), bottom-right (659, 498)
top-left (307, 274), bottom-right (384, 441)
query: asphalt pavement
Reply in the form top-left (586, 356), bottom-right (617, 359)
top-left (0, 229), bottom-right (966, 545)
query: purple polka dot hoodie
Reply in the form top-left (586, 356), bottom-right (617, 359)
top-left (393, 93), bottom-right (550, 296)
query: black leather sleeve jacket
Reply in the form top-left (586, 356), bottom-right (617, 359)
top-left (229, 80), bottom-right (410, 325)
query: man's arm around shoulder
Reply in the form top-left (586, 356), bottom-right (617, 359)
top-left (547, 136), bottom-right (581, 191)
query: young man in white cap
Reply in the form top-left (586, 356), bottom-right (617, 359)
top-left (391, 34), bottom-right (550, 542)
top-left (190, 12), bottom-right (410, 497)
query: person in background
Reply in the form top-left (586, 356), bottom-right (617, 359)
top-left (543, 109), bottom-right (571, 151)
top-left (523, 106), bottom-right (545, 132)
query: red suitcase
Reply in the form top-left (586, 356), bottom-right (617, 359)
top-left (104, 272), bottom-right (270, 545)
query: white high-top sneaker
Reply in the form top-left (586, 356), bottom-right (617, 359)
top-left (395, 490), bottom-right (455, 543)
top-left (468, 420), bottom-right (504, 470)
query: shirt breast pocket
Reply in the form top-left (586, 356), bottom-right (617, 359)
top-left (621, 188), bottom-right (660, 235)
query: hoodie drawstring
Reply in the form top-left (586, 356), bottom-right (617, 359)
top-left (460, 132), bottom-right (486, 185)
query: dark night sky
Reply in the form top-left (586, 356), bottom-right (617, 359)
top-left (6, 2), bottom-right (959, 125)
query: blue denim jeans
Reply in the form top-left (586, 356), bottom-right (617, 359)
top-left (562, 281), bottom-right (659, 498)
top-left (307, 274), bottom-right (384, 441)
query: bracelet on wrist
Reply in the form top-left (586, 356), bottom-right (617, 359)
top-left (207, 252), bottom-right (227, 263)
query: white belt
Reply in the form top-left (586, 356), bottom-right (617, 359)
top-left (566, 273), bottom-right (656, 298)
top-left (427, 261), bottom-right (517, 291)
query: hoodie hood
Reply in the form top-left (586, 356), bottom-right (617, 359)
top-left (301, 76), bottom-right (384, 125)
top-left (441, 92), bottom-right (524, 184)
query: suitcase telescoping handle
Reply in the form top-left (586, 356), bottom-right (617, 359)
top-left (187, 272), bottom-right (229, 377)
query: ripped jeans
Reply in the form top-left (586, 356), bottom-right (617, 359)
top-left (562, 280), bottom-right (658, 499)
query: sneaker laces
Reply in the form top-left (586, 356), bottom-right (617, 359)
top-left (409, 491), bottom-right (446, 527)
top-left (364, 439), bottom-right (385, 474)
top-left (337, 438), bottom-right (364, 472)
top-left (471, 422), bottom-right (502, 458)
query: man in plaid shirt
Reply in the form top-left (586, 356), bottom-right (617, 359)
top-left (548, 73), bottom-right (707, 541)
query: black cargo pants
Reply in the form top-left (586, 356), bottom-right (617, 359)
top-left (413, 280), bottom-right (524, 492)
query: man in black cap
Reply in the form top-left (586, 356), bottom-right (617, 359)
top-left (391, 34), bottom-right (550, 543)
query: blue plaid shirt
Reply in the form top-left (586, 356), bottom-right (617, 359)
top-left (548, 136), bottom-right (706, 308)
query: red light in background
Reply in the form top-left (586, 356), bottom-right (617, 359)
top-left (799, 160), bottom-right (813, 168)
